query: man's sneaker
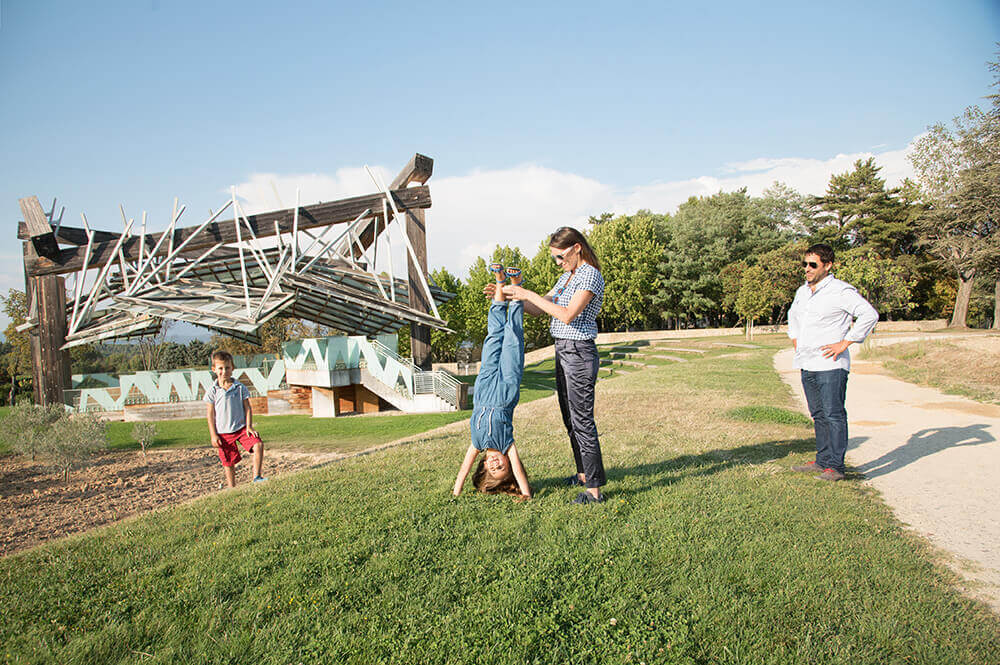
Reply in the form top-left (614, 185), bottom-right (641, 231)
top-left (252, 475), bottom-right (268, 483)
top-left (814, 468), bottom-right (845, 482)
top-left (791, 461), bottom-right (821, 473)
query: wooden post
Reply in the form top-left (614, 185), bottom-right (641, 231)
top-left (25, 267), bottom-right (71, 406)
top-left (391, 155), bottom-right (434, 370)
top-left (19, 197), bottom-right (72, 406)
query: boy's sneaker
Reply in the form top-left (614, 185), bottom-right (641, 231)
top-left (565, 475), bottom-right (585, 487)
top-left (814, 468), bottom-right (845, 482)
top-left (791, 461), bottom-right (821, 473)
top-left (252, 476), bottom-right (267, 483)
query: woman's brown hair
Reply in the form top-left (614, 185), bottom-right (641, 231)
top-left (472, 458), bottom-right (527, 498)
top-left (549, 226), bottom-right (601, 272)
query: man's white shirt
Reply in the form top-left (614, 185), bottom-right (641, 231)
top-left (787, 275), bottom-right (879, 372)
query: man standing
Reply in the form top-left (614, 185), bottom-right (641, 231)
top-left (788, 243), bottom-right (878, 481)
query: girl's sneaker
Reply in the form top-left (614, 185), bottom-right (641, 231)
top-left (505, 266), bottom-right (522, 286)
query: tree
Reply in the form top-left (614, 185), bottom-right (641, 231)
top-left (836, 247), bottom-right (915, 318)
top-left (0, 402), bottom-right (64, 460)
top-left (136, 319), bottom-right (173, 371)
top-left (132, 421), bottom-right (157, 456)
top-left (910, 105), bottom-right (999, 327)
top-left (807, 158), bottom-right (912, 253)
top-left (211, 317), bottom-right (312, 357)
top-left (733, 264), bottom-right (775, 339)
top-left (525, 241), bottom-right (563, 349)
top-left (0, 289), bottom-right (31, 405)
top-left (48, 413), bottom-right (107, 483)
top-left (658, 189), bottom-right (789, 327)
top-left (588, 212), bottom-right (662, 331)
top-left (458, 246), bottom-right (531, 345)
top-left (428, 267), bottom-right (464, 362)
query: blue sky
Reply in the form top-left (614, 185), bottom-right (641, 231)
top-left (1, 0), bottom-right (998, 333)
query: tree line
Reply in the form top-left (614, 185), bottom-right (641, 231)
top-left (1, 53), bottom-right (996, 399)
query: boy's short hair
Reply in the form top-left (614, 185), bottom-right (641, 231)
top-left (211, 349), bottom-right (235, 367)
top-left (805, 243), bottom-right (835, 265)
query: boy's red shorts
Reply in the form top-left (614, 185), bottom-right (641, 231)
top-left (215, 428), bottom-right (262, 467)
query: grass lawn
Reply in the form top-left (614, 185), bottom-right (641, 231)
top-left (2, 338), bottom-right (999, 663)
top-left (103, 410), bottom-right (470, 455)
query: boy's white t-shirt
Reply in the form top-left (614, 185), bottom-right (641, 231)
top-left (204, 381), bottom-right (251, 434)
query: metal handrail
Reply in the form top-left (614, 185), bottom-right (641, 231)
top-left (368, 338), bottom-right (461, 407)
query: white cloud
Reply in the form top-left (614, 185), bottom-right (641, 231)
top-left (0, 140), bottom-right (920, 333)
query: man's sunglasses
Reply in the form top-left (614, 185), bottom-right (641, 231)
top-left (801, 261), bottom-right (821, 269)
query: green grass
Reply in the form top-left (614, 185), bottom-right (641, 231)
top-left (726, 405), bottom-right (812, 426)
top-left (2, 338), bottom-right (999, 663)
top-left (104, 410), bottom-right (470, 455)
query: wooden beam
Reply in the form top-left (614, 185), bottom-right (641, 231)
top-left (17, 223), bottom-right (121, 245)
top-left (19, 196), bottom-right (60, 259)
top-left (24, 186), bottom-right (432, 277)
top-left (389, 153), bottom-right (434, 189)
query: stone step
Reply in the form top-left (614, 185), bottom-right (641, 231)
top-left (617, 359), bottom-right (651, 368)
top-left (647, 354), bottom-right (688, 362)
top-left (607, 345), bottom-right (643, 353)
top-left (711, 342), bottom-right (760, 349)
top-left (648, 346), bottom-right (706, 354)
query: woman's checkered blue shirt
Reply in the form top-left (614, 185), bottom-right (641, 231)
top-left (549, 262), bottom-right (604, 340)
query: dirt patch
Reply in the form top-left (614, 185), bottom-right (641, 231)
top-left (0, 448), bottom-right (319, 557)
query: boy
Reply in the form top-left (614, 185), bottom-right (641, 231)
top-left (204, 349), bottom-right (266, 487)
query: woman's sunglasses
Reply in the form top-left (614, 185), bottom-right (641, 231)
top-left (553, 246), bottom-right (577, 263)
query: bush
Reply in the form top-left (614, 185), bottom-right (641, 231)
top-left (48, 413), bottom-right (107, 482)
top-left (132, 421), bottom-right (157, 455)
top-left (0, 402), bottom-right (65, 460)
top-left (0, 404), bottom-right (107, 482)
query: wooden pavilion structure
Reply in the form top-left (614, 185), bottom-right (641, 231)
top-left (17, 153), bottom-right (449, 406)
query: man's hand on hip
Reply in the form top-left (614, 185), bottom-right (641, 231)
top-left (820, 340), bottom-right (852, 359)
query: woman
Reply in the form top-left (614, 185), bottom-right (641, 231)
top-left (500, 227), bottom-right (607, 504)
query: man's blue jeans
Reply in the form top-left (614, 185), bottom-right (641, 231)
top-left (800, 369), bottom-right (849, 473)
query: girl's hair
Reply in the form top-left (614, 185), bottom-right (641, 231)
top-left (549, 226), bottom-right (601, 271)
top-left (472, 458), bottom-right (526, 498)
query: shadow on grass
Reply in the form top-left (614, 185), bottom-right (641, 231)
top-left (532, 437), bottom-right (817, 497)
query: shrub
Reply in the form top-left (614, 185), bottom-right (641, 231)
top-left (132, 421), bottom-right (157, 455)
top-left (47, 413), bottom-right (107, 483)
top-left (0, 402), bottom-right (65, 460)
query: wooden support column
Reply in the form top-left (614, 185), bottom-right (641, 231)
top-left (391, 154), bottom-right (434, 370)
top-left (25, 260), bottom-right (72, 406)
top-left (19, 197), bottom-right (72, 406)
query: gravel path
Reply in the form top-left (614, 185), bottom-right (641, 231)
top-left (775, 346), bottom-right (1000, 614)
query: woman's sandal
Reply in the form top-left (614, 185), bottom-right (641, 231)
top-left (572, 491), bottom-right (605, 504)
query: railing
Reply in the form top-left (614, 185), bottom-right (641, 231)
top-left (370, 339), bottom-right (461, 408)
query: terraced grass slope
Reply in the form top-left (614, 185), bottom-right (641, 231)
top-left (2, 337), bottom-right (998, 664)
